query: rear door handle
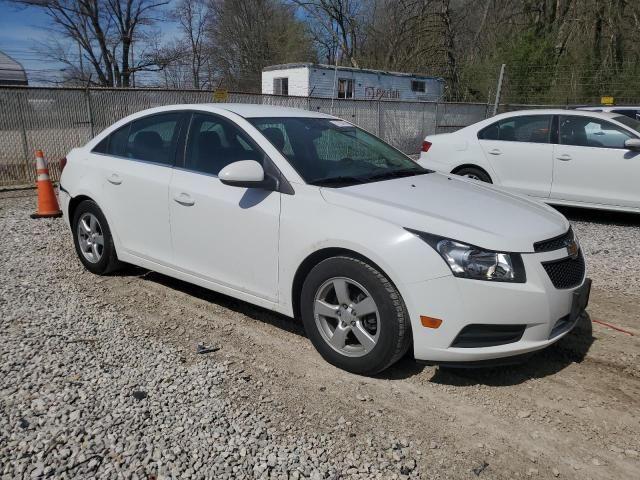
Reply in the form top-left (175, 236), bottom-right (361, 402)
top-left (556, 154), bottom-right (572, 161)
top-left (107, 173), bottom-right (122, 185)
top-left (173, 192), bottom-right (195, 206)
top-left (488, 148), bottom-right (502, 155)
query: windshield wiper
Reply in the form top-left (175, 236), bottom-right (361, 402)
top-left (360, 168), bottom-right (428, 182)
top-left (307, 175), bottom-right (367, 187)
top-left (308, 168), bottom-right (429, 187)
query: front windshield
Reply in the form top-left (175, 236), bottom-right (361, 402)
top-left (613, 115), bottom-right (640, 132)
top-left (249, 117), bottom-right (428, 186)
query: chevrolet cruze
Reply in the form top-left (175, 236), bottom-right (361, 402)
top-left (59, 104), bottom-right (590, 375)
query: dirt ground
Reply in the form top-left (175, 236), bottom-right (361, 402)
top-left (2, 190), bottom-right (640, 479)
top-left (101, 272), bottom-right (640, 479)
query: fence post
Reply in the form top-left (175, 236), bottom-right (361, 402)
top-left (85, 87), bottom-right (95, 138)
top-left (492, 64), bottom-right (506, 116)
top-left (17, 91), bottom-right (30, 184)
top-left (376, 99), bottom-right (381, 137)
top-left (434, 101), bottom-right (439, 134)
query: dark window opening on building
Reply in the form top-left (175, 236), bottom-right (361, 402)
top-left (411, 80), bottom-right (426, 93)
top-left (338, 78), bottom-right (354, 99)
top-left (274, 77), bottom-right (289, 96)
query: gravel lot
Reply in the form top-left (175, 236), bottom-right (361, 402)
top-left (1, 190), bottom-right (640, 479)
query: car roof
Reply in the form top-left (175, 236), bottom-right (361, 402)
top-left (131, 103), bottom-right (338, 119)
top-left (212, 103), bottom-right (339, 118)
top-left (576, 106), bottom-right (640, 111)
top-left (490, 109), bottom-right (622, 120)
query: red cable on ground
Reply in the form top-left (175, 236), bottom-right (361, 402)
top-left (592, 319), bottom-right (634, 336)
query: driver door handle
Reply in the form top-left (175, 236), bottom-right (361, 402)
top-left (173, 192), bottom-right (195, 206)
top-left (488, 148), bottom-right (502, 155)
top-left (107, 173), bottom-right (122, 185)
top-left (556, 154), bottom-right (572, 161)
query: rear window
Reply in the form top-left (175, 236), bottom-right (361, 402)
top-left (91, 112), bottom-right (183, 165)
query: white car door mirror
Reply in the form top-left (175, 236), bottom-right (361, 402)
top-left (219, 160), bottom-right (273, 189)
top-left (624, 138), bottom-right (640, 151)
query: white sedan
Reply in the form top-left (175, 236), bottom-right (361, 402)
top-left (418, 109), bottom-right (640, 213)
top-left (59, 104), bottom-right (590, 374)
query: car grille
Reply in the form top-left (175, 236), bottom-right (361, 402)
top-left (542, 251), bottom-right (585, 289)
top-left (451, 324), bottom-right (526, 348)
top-left (534, 227), bottom-right (574, 253)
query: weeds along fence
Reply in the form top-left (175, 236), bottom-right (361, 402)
top-left (0, 86), bottom-right (492, 186)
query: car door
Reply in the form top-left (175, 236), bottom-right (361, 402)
top-left (551, 115), bottom-right (640, 209)
top-left (477, 115), bottom-right (554, 198)
top-left (92, 111), bottom-right (185, 262)
top-left (168, 112), bottom-right (281, 301)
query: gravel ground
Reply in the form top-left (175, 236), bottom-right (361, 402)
top-left (1, 191), bottom-right (640, 480)
top-left (564, 206), bottom-right (640, 296)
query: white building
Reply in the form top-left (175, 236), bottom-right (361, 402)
top-left (262, 63), bottom-right (444, 101)
top-left (0, 50), bottom-right (28, 86)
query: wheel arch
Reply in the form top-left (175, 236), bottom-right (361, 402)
top-left (67, 194), bottom-right (94, 221)
top-left (290, 247), bottom-right (402, 321)
top-left (67, 194), bottom-right (122, 255)
top-left (451, 163), bottom-right (493, 182)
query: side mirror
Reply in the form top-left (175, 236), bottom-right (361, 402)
top-left (219, 160), bottom-right (275, 190)
top-left (624, 138), bottom-right (640, 151)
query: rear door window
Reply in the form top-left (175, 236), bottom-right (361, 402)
top-left (127, 113), bottom-right (183, 164)
top-left (478, 115), bottom-right (551, 143)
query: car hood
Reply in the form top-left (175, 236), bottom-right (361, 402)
top-left (320, 173), bottom-right (569, 253)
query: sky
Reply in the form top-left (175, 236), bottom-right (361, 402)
top-left (0, 4), bottom-right (67, 84)
top-left (0, 2), bottom-right (179, 86)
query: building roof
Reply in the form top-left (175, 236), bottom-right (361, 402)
top-left (263, 63), bottom-right (443, 81)
top-left (0, 50), bottom-right (28, 85)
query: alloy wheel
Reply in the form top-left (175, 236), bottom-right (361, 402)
top-left (76, 212), bottom-right (104, 263)
top-left (313, 277), bottom-right (380, 357)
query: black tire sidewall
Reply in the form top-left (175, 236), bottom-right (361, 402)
top-left (72, 200), bottom-right (117, 275)
top-left (300, 256), bottom-right (404, 375)
top-left (457, 167), bottom-right (492, 183)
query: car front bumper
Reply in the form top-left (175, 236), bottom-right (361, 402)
top-left (403, 249), bottom-right (590, 363)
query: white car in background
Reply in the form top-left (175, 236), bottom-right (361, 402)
top-left (418, 109), bottom-right (640, 213)
top-left (59, 104), bottom-right (590, 374)
top-left (576, 105), bottom-right (640, 121)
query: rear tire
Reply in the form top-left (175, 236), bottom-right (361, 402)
top-left (72, 200), bottom-right (120, 275)
top-left (300, 256), bottom-right (411, 375)
top-left (454, 167), bottom-right (492, 183)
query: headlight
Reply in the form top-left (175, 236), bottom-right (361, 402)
top-left (407, 229), bottom-right (526, 283)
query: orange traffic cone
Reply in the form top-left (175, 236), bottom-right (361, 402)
top-left (30, 150), bottom-right (62, 219)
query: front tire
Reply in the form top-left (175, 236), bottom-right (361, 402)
top-left (300, 256), bottom-right (411, 375)
top-left (455, 166), bottom-right (492, 183)
top-left (72, 199), bottom-right (120, 275)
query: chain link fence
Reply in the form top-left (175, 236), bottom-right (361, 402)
top-left (0, 86), bottom-right (491, 186)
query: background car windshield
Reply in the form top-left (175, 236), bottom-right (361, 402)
top-left (249, 117), bottom-right (425, 184)
top-left (613, 115), bottom-right (640, 133)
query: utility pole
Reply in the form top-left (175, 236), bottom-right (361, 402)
top-left (492, 64), bottom-right (506, 116)
top-left (130, 38), bottom-right (136, 88)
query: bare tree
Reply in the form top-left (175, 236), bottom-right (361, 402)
top-left (170, 0), bottom-right (210, 89)
top-left (291, 0), bottom-right (362, 67)
top-left (11, 0), bottom-right (170, 87)
top-left (206, 0), bottom-right (315, 92)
